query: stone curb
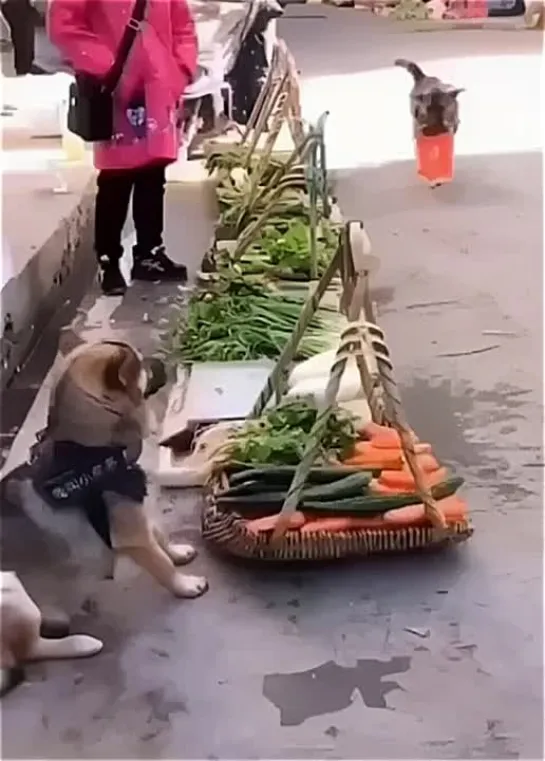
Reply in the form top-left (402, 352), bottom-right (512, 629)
top-left (377, 16), bottom-right (530, 30)
top-left (299, 0), bottom-right (531, 27)
top-left (0, 176), bottom-right (97, 391)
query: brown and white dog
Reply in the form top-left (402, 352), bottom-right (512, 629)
top-left (7, 340), bottom-right (208, 600)
top-left (1, 571), bottom-right (103, 698)
top-left (524, 0), bottom-right (544, 27)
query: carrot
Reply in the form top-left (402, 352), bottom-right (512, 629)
top-left (343, 455), bottom-right (404, 470)
top-left (358, 421), bottom-right (396, 440)
top-left (300, 516), bottom-right (384, 534)
top-left (369, 479), bottom-right (404, 495)
top-left (404, 453), bottom-right (441, 473)
top-left (245, 511), bottom-right (306, 534)
top-left (300, 495), bottom-right (468, 533)
top-left (383, 495), bottom-right (468, 527)
top-left (383, 504), bottom-right (425, 525)
top-left (359, 422), bottom-right (420, 448)
top-left (375, 440), bottom-right (433, 455)
top-left (378, 466), bottom-right (448, 491)
top-left (414, 443), bottom-right (433, 455)
top-left (357, 422), bottom-right (436, 453)
top-left (349, 442), bottom-right (436, 465)
top-left (343, 442), bottom-right (404, 470)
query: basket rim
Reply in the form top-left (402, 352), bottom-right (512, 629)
top-left (204, 464), bottom-right (472, 538)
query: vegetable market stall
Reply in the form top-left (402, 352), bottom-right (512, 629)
top-left (159, 38), bottom-right (473, 561)
top-left (200, 223), bottom-right (473, 561)
top-left (160, 40), bottom-right (341, 435)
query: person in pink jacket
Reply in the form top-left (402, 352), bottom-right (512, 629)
top-left (48, 0), bottom-right (197, 295)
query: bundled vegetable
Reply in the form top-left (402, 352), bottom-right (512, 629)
top-left (216, 469), bottom-right (464, 518)
top-left (245, 494), bottom-right (469, 534)
top-left (212, 408), bottom-right (467, 531)
top-left (213, 160), bottom-right (313, 236)
top-left (163, 293), bottom-right (334, 363)
top-left (205, 218), bottom-right (340, 291)
top-left (219, 188), bottom-right (314, 236)
top-left (204, 147), bottom-right (294, 180)
top-left (238, 219), bottom-right (339, 280)
top-left (224, 399), bottom-right (359, 466)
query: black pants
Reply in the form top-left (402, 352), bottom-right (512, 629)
top-left (94, 164), bottom-right (166, 265)
top-left (227, 6), bottom-right (280, 125)
top-left (488, 0), bottom-right (524, 15)
top-left (2, 0), bottom-right (36, 75)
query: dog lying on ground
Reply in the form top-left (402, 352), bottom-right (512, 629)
top-left (395, 58), bottom-right (464, 137)
top-left (524, 0), bottom-right (544, 27)
top-left (7, 340), bottom-right (208, 600)
top-left (1, 571), bottom-right (103, 697)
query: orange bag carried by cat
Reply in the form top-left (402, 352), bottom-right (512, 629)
top-left (416, 132), bottom-right (455, 185)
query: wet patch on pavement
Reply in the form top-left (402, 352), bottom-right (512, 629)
top-left (263, 656), bottom-right (411, 726)
top-left (399, 376), bottom-right (542, 509)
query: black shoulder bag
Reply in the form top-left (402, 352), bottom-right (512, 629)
top-left (67, 0), bottom-right (147, 143)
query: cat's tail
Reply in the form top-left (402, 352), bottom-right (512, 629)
top-left (394, 59), bottom-right (426, 81)
top-left (28, 635), bottom-right (103, 662)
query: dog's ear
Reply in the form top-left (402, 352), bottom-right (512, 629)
top-left (103, 345), bottom-right (142, 401)
top-left (447, 87), bottom-right (465, 98)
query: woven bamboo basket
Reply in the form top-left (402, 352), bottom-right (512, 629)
top-left (200, 219), bottom-right (473, 562)
top-left (202, 475), bottom-right (473, 562)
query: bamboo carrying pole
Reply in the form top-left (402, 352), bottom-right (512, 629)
top-left (268, 221), bottom-right (449, 541)
top-left (241, 41), bottom-right (300, 166)
top-left (213, 37), bottom-right (331, 268)
top-left (348, 226), bottom-right (447, 533)
top-left (270, 329), bottom-right (367, 542)
top-left (249, 247), bottom-right (342, 418)
top-left (231, 132), bottom-right (314, 259)
top-left (367, 328), bottom-right (447, 533)
top-left (246, 110), bottom-right (335, 414)
top-left (207, 37), bottom-right (450, 544)
top-left (240, 45), bottom-right (281, 144)
top-left (232, 120), bottom-right (330, 261)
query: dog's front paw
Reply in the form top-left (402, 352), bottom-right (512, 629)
top-left (167, 543), bottom-right (197, 566)
top-left (170, 573), bottom-right (209, 599)
top-left (40, 607), bottom-right (71, 639)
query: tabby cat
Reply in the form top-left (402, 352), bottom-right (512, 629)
top-left (395, 59), bottom-right (464, 137)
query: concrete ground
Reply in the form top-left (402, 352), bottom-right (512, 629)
top-left (1, 9), bottom-right (543, 759)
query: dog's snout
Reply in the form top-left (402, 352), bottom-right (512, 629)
top-left (142, 358), bottom-right (168, 398)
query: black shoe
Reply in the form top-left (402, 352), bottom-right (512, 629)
top-left (29, 64), bottom-right (52, 75)
top-left (16, 64), bottom-right (51, 76)
top-left (101, 262), bottom-right (127, 296)
top-left (131, 247), bottom-right (188, 283)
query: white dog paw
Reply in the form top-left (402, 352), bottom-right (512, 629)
top-left (170, 573), bottom-right (209, 599)
top-left (71, 634), bottom-right (104, 657)
top-left (167, 543), bottom-right (197, 566)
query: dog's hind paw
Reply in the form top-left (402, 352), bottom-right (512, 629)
top-left (170, 573), bottom-right (209, 599)
top-left (166, 543), bottom-right (197, 566)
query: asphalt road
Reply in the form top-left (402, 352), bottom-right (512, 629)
top-left (1, 10), bottom-right (542, 760)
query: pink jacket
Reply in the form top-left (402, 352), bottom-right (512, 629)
top-left (48, 0), bottom-right (197, 171)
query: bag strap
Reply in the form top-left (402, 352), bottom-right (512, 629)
top-left (104, 0), bottom-right (148, 94)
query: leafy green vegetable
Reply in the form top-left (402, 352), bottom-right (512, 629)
top-left (391, 0), bottom-right (430, 20)
top-left (163, 293), bottom-right (334, 363)
top-left (243, 218), bottom-right (339, 279)
top-left (219, 189), bottom-right (311, 236)
top-left (225, 399), bottom-right (358, 466)
top-left (204, 149), bottom-right (294, 179)
top-left (210, 218), bottom-right (340, 287)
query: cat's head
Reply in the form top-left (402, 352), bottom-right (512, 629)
top-left (413, 86), bottom-right (465, 133)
